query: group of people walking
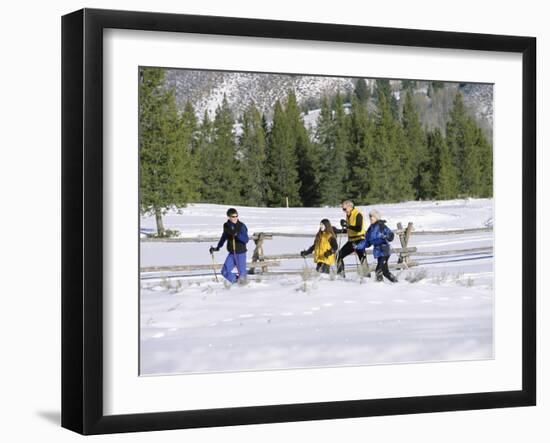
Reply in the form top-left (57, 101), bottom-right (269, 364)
top-left (209, 201), bottom-right (398, 285)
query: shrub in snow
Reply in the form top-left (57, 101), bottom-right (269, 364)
top-left (405, 268), bottom-right (428, 283)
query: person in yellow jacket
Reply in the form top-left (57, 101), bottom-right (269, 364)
top-left (300, 219), bottom-right (338, 274)
top-left (335, 200), bottom-right (366, 277)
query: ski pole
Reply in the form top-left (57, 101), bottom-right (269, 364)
top-left (210, 251), bottom-right (219, 283)
top-left (302, 255), bottom-right (310, 271)
top-left (232, 237), bottom-right (241, 279)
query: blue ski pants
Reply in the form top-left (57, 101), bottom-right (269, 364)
top-left (221, 252), bottom-right (247, 283)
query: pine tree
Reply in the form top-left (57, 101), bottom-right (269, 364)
top-left (347, 95), bottom-right (373, 203)
top-left (427, 128), bottom-right (457, 200)
top-left (354, 78), bottom-right (369, 104)
top-left (367, 92), bottom-right (394, 202)
top-left (239, 101), bottom-right (269, 206)
top-left (139, 67), bottom-right (194, 236)
top-left (316, 94), bottom-right (349, 205)
top-left (446, 92), bottom-right (490, 197)
top-left (391, 123), bottom-right (415, 201)
top-left (461, 117), bottom-right (483, 196)
top-left (476, 126), bottom-right (493, 197)
top-left (196, 111), bottom-right (215, 202)
top-left (266, 100), bottom-right (301, 206)
top-left (211, 95), bottom-right (241, 203)
top-left (375, 79), bottom-right (399, 119)
top-left (402, 90), bottom-right (429, 199)
top-left (286, 91), bottom-right (321, 207)
top-left (172, 101), bottom-right (200, 207)
top-left (401, 79), bottom-right (416, 91)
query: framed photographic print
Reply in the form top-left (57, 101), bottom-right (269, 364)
top-left (61, 8), bottom-right (536, 435)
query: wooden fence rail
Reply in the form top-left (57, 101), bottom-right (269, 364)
top-left (139, 222), bottom-right (493, 277)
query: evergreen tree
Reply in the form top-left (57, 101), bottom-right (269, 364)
top-left (172, 101), bottom-right (200, 207)
top-left (316, 95), bottom-right (349, 205)
top-left (375, 79), bottom-right (399, 119)
top-left (347, 95), bottom-right (373, 203)
top-left (196, 111), bottom-right (217, 202)
top-left (286, 91), bottom-right (321, 206)
top-left (368, 92), bottom-right (414, 202)
top-left (402, 90), bottom-right (429, 199)
top-left (476, 125), bottom-right (493, 197)
top-left (401, 79), bottom-right (416, 91)
top-left (139, 67), bottom-right (195, 236)
top-left (367, 92), bottom-right (394, 202)
top-left (446, 92), bottom-right (469, 172)
top-left (211, 95), bottom-right (241, 203)
top-left (180, 101), bottom-right (199, 154)
top-left (239, 101), bottom-right (269, 206)
top-left (392, 123), bottom-right (415, 201)
top-left (427, 128), bottom-right (457, 200)
top-left (266, 100), bottom-right (301, 206)
top-left (354, 78), bottom-right (369, 104)
top-left (461, 117), bottom-right (483, 196)
top-left (446, 92), bottom-right (490, 197)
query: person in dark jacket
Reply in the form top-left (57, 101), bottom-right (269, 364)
top-left (209, 208), bottom-right (249, 284)
top-left (334, 200), bottom-right (366, 277)
top-left (300, 219), bottom-right (339, 274)
top-left (355, 209), bottom-right (398, 283)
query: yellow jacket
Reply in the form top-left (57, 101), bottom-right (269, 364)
top-left (313, 232), bottom-right (338, 265)
top-left (346, 207), bottom-right (365, 241)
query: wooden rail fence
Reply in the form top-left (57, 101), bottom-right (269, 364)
top-left (140, 223), bottom-right (493, 276)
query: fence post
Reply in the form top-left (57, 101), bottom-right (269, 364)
top-left (396, 222), bottom-right (406, 265)
top-left (251, 232), bottom-right (268, 274)
top-left (403, 222), bottom-right (413, 266)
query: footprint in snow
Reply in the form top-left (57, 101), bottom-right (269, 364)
top-left (167, 303), bottom-right (181, 312)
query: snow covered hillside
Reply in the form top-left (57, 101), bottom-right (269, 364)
top-left (140, 198), bottom-right (494, 375)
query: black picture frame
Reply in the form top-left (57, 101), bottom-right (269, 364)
top-left (61, 8), bottom-right (536, 435)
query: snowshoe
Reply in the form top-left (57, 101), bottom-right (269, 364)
top-left (223, 280), bottom-right (233, 289)
top-left (237, 277), bottom-right (249, 286)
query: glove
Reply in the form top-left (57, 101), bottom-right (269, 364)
top-left (300, 250), bottom-right (308, 257)
top-left (323, 250), bottom-right (333, 258)
top-left (340, 219), bottom-right (348, 228)
top-left (209, 246), bottom-right (219, 254)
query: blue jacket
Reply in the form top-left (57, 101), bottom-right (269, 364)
top-left (355, 221), bottom-right (395, 258)
top-left (217, 221), bottom-right (249, 254)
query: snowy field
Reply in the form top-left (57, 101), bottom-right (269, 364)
top-left (140, 199), bottom-right (494, 375)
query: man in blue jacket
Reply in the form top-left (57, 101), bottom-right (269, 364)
top-left (209, 208), bottom-right (249, 285)
top-left (354, 209), bottom-right (398, 283)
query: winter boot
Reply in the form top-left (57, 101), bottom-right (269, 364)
top-left (375, 270), bottom-right (384, 282)
top-left (387, 273), bottom-right (398, 283)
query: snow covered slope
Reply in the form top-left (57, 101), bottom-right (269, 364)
top-left (140, 198), bottom-right (494, 375)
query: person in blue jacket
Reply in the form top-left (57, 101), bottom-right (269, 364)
top-left (355, 209), bottom-right (398, 283)
top-left (209, 208), bottom-right (249, 285)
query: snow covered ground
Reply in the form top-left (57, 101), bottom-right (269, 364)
top-left (140, 198), bottom-right (494, 375)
